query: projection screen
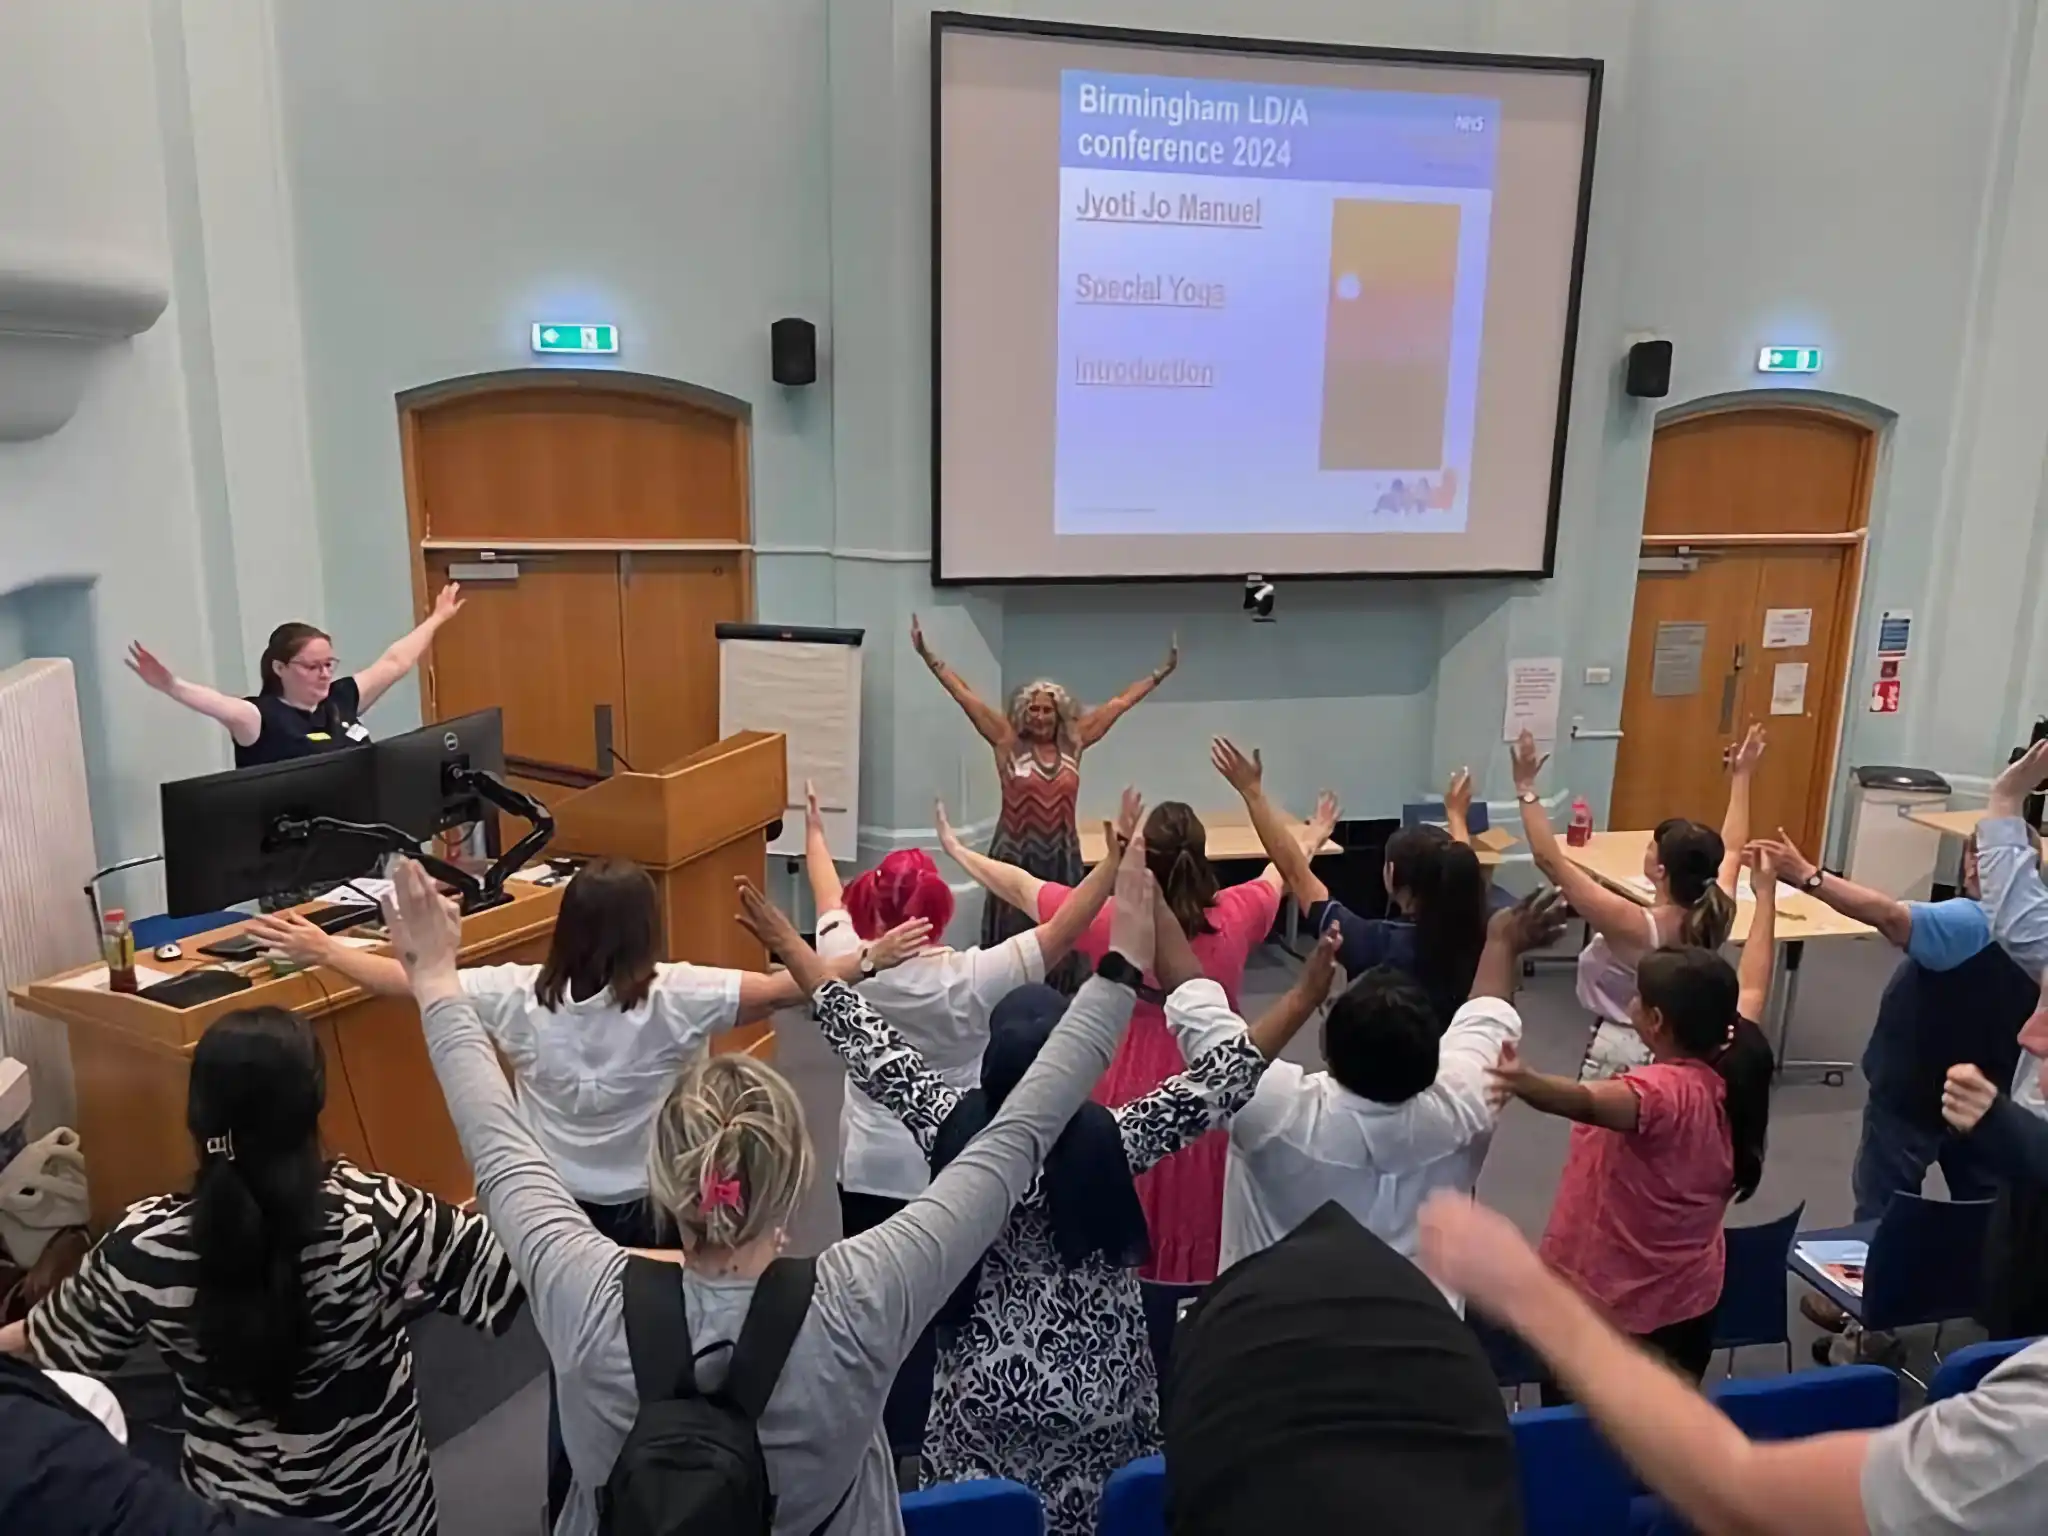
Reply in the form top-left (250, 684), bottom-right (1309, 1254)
top-left (932, 13), bottom-right (1601, 584)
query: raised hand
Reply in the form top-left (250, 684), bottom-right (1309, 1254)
top-left (1301, 921), bottom-right (1342, 996)
top-left (1418, 1191), bottom-right (1549, 1320)
top-left (1210, 736), bottom-right (1263, 793)
top-left (1743, 842), bottom-right (1781, 885)
top-left (1942, 1063), bottom-right (1998, 1134)
top-left (433, 582), bottom-right (465, 622)
top-left (734, 877), bottom-right (804, 961)
top-left (934, 798), bottom-right (965, 862)
top-left (1510, 730), bottom-right (1549, 792)
top-left (381, 858), bottom-right (462, 994)
top-left (1745, 830), bottom-right (1814, 888)
top-left (125, 641), bottom-right (176, 694)
top-left (1991, 740), bottom-right (2048, 813)
top-left (1107, 831), bottom-right (1157, 972)
top-left (867, 917), bottom-right (934, 970)
top-left (1445, 766), bottom-right (1474, 821)
top-left (1113, 786), bottom-right (1145, 848)
top-left (1160, 635), bottom-right (1180, 677)
top-left (805, 778), bottom-right (825, 835)
top-left (909, 613), bottom-right (934, 665)
top-left (1489, 888), bottom-right (1568, 954)
top-left (1308, 790), bottom-right (1341, 845)
top-left (1727, 722), bottom-right (1767, 776)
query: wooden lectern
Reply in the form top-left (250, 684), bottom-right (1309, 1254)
top-left (10, 881), bottom-right (564, 1229)
top-left (548, 730), bottom-right (788, 1056)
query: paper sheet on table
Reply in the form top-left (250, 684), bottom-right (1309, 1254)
top-left (316, 880), bottom-right (392, 907)
top-left (1501, 657), bottom-right (1563, 742)
top-left (1734, 871), bottom-right (1803, 902)
top-left (57, 965), bottom-right (174, 991)
top-left (1796, 1240), bottom-right (1868, 1296)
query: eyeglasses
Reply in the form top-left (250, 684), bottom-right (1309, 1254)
top-left (290, 657), bottom-right (338, 675)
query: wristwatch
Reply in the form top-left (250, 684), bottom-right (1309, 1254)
top-left (1799, 869), bottom-right (1824, 893)
top-left (1095, 951), bottom-right (1145, 990)
top-left (1517, 788), bottom-right (1541, 804)
top-left (858, 946), bottom-right (878, 978)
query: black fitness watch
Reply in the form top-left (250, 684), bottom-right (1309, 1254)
top-left (1095, 951), bottom-right (1145, 990)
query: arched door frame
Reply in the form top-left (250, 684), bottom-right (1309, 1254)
top-left (395, 367), bottom-right (756, 633)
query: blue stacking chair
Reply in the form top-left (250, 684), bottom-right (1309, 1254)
top-left (1712, 1203), bottom-right (1805, 1373)
top-left (902, 1478), bottom-right (1045, 1536)
top-left (1511, 1405), bottom-right (1636, 1536)
top-left (1790, 1193), bottom-right (1995, 1380)
top-left (1926, 1336), bottom-right (2038, 1402)
top-left (1099, 1455), bottom-right (1165, 1536)
top-left (1629, 1367), bottom-right (1898, 1534)
top-left (1139, 1281), bottom-right (1204, 1382)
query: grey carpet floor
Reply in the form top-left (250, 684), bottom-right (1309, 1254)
top-left (421, 928), bottom-right (1931, 1534)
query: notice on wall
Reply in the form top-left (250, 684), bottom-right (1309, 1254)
top-left (1502, 656), bottom-right (1564, 742)
top-left (1761, 608), bottom-right (1813, 649)
top-left (1651, 622), bottom-right (1708, 698)
top-left (1877, 609), bottom-right (1913, 658)
top-left (1769, 661), bottom-right (1809, 716)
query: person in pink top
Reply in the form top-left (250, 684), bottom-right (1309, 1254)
top-left (941, 797), bottom-right (1336, 1281)
top-left (1489, 854), bottom-right (1780, 1394)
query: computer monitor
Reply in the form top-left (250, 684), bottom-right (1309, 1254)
top-left (161, 747), bottom-right (381, 916)
top-left (372, 709), bottom-right (507, 841)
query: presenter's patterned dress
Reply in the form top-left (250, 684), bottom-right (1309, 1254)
top-left (813, 981), bottom-right (1266, 1536)
top-left (26, 1159), bottom-right (524, 1535)
top-left (983, 744), bottom-right (1087, 991)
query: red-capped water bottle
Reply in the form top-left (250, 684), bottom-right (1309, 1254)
top-left (1566, 797), bottom-right (1594, 848)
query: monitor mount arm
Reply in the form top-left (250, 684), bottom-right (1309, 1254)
top-left (274, 769), bottom-right (554, 909)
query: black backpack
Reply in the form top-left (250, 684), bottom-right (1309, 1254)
top-left (602, 1254), bottom-right (831, 1536)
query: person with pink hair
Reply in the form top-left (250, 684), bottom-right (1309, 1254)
top-left (912, 614), bottom-right (1176, 989)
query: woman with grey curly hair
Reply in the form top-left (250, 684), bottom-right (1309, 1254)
top-left (912, 614), bottom-right (1177, 989)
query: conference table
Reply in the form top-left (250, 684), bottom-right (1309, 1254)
top-left (1563, 830), bottom-right (1875, 1082)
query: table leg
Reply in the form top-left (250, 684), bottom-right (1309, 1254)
top-left (1773, 939), bottom-right (1853, 1086)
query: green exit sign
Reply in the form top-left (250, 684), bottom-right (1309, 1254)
top-left (1757, 345), bottom-right (1822, 374)
top-left (531, 322), bottom-right (618, 355)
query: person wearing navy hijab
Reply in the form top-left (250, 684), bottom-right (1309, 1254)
top-left (807, 934), bottom-right (1336, 1536)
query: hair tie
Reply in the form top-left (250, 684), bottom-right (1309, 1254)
top-left (205, 1132), bottom-right (235, 1162)
top-left (701, 1169), bottom-right (745, 1216)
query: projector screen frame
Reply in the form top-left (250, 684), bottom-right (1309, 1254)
top-left (928, 10), bottom-right (1604, 588)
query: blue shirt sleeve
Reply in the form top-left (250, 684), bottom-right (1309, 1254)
top-left (1305, 899), bottom-right (1391, 976)
top-left (1904, 898), bottom-right (1993, 972)
top-left (1980, 816), bottom-right (2048, 978)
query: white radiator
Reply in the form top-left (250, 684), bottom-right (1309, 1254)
top-left (0, 659), bottom-right (99, 1133)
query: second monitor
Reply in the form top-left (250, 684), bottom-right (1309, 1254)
top-left (374, 709), bottom-right (507, 842)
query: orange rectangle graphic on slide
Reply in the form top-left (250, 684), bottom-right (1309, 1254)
top-left (1319, 199), bottom-right (1461, 472)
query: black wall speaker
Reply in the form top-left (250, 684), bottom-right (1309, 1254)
top-left (1625, 339), bottom-right (1673, 398)
top-left (770, 318), bottom-right (817, 386)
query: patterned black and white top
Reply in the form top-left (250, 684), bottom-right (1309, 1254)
top-left (27, 1159), bottom-right (524, 1536)
top-left (813, 976), bottom-right (1267, 1536)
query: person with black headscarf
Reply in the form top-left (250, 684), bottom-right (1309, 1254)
top-left (804, 880), bottom-right (1339, 1536)
top-left (1165, 1201), bottom-right (1524, 1536)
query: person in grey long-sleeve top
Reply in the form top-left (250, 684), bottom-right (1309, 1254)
top-left (378, 845), bottom-right (1153, 1536)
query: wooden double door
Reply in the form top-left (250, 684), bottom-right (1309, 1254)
top-left (1611, 407), bottom-right (1873, 856)
top-left (401, 376), bottom-right (752, 790)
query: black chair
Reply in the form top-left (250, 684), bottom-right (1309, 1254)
top-left (1140, 1280), bottom-right (1204, 1380)
top-left (1712, 1202), bottom-right (1805, 1373)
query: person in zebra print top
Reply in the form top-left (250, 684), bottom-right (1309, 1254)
top-left (1, 1007), bottom-right (524, 1536)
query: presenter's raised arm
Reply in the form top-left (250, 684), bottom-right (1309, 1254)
top-left (125, 641), bottom-right (262, 747)
top-left (912, 614), bottom-right (1012, 747)
top-left (353, 582), bottom-right (465, 711)
top-left (1078, 635), bottom-right (1178, 747)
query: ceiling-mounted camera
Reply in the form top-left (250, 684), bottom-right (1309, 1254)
top-left (1243, 575), bottom-right (1276, 622)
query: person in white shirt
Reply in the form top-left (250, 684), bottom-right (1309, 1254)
top-left (1218, 890), bottom-right (1567, 1287)
top-left (249, 857), bottom-right (929, 1236)
top-left (799, 781), bottom-right (1143, 1235)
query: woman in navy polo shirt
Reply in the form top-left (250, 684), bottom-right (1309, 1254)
top-left (127, 584), bottom-right (466, 768)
